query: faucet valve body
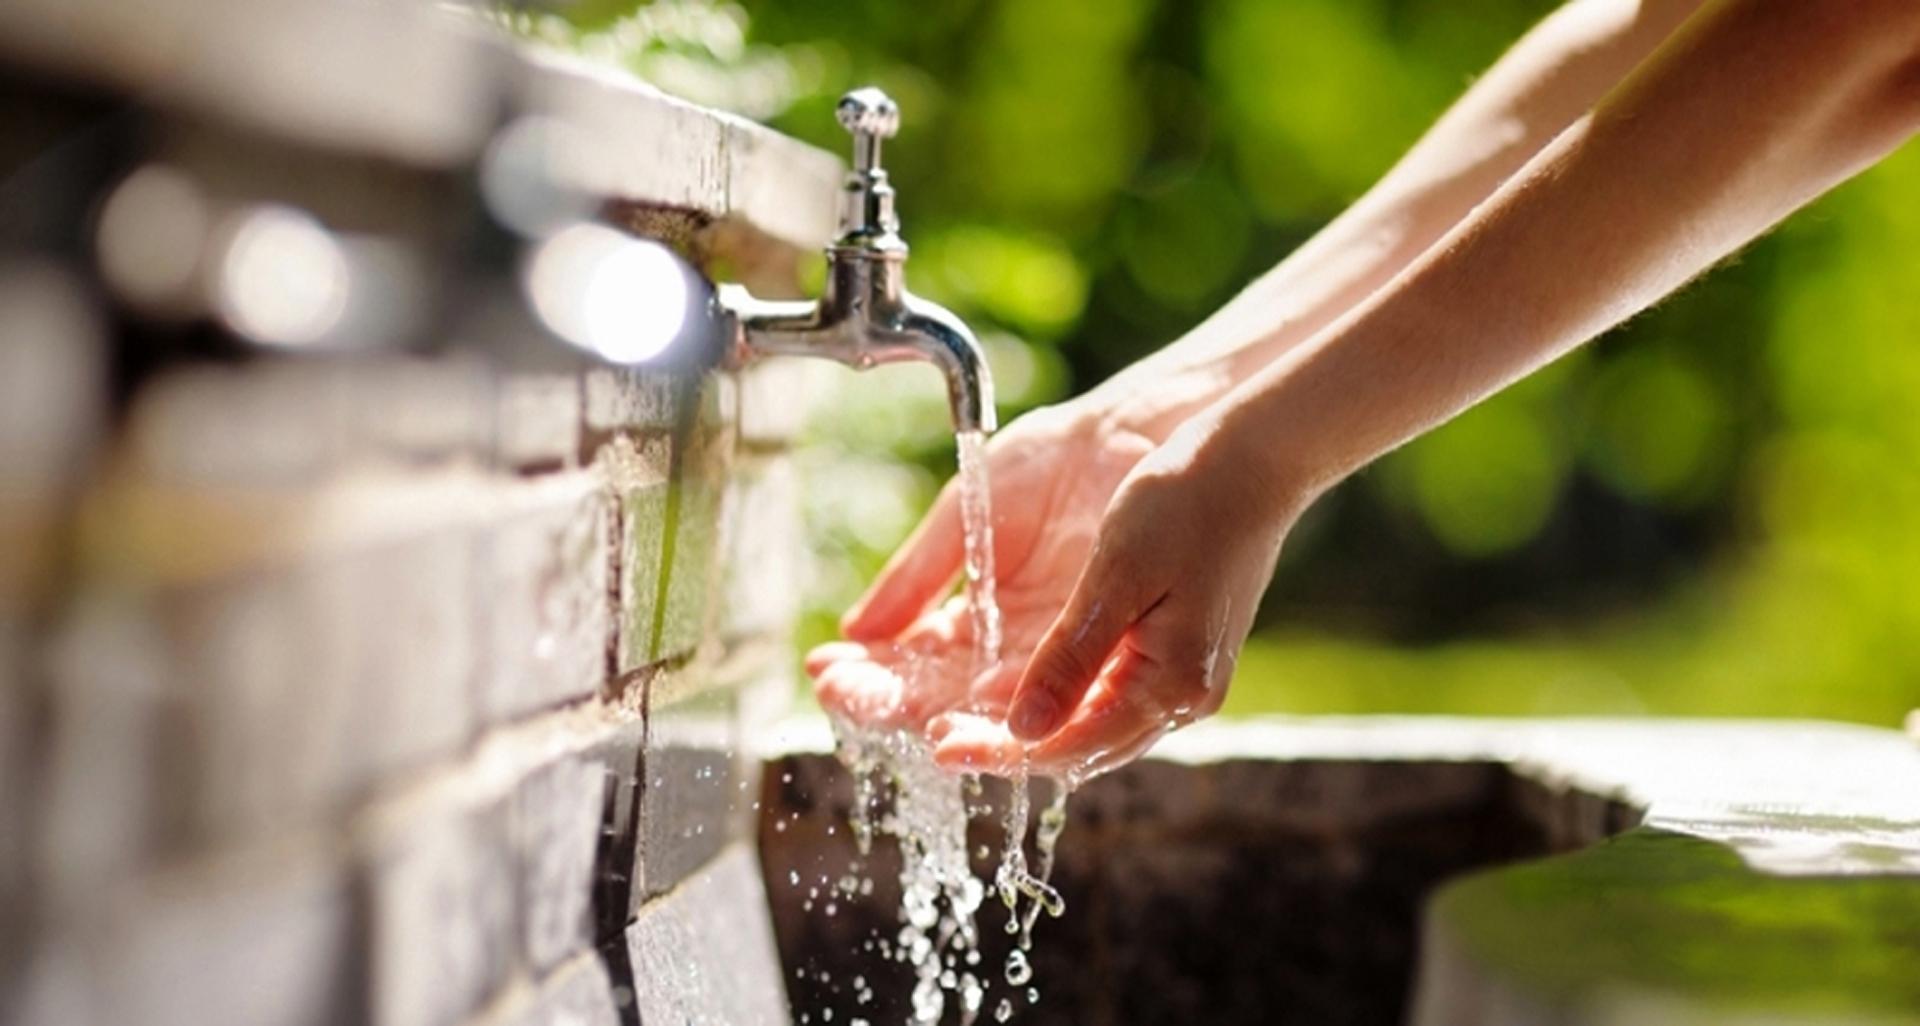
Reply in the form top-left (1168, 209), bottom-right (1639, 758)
top-left (719, 88), bottom-right (995, 435)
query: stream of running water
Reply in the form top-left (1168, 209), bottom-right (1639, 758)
top-left (827, 428), bottom-right (1069, 1025)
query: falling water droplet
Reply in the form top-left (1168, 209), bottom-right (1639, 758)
top-left (1005, 949), bottom-right (1032, 986)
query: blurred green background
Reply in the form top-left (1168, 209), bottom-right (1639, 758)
top-left (526, 0), bottom-right (1920, 727)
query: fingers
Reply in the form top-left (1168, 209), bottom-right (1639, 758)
top-left (931, 682), bottom-right (1173, 782)
top-left (811, 656), bottom-right (908, 728)
top-left (841, 482), bottom-right (966, 641)
top-left (940, 589), bottom-right (1235, 777)
top-left (1007, 544), bottom-right (1148, 742)
top-left (808, 602), bottom-right (980, 731)
top-left (804, 641), bottom-right (868, 677)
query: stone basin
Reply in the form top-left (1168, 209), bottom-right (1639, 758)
top-left (757, 717), bottom-right (1920, 1026)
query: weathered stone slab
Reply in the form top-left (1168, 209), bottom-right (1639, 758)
top-left (1414, 827), bottom-right (1920, 1026)
top-left (511, 754), bottom-right (605, 974)
top-left (616, 465), bottom-right (720, 673)
top-left (625, 843), bottom-right (787, 1026)
top-left (514, 50), bottom-right (838, 252)
top-left (472, 953), bottom-right (621, 1026)
top-left (716, 455), bottom-right (802, 645)
top-left (478, 475), bottom-right (609, 725)
top-left (93, 842), bottom-right (354, 1026)
top-left (362, 786), bottom-right (517, 1026)
top-left (0, 0), bottom-right (491, 166)
top-left (340, 531), bottom-right (479, 790)
top-left (635, 687), bottom-right (741, 906)
top-left (583, 368), bottom-right (683, 441)
top-left (736, 353), bottom-right (822, 448)
top-left (494, 374), bottom-right (581, 471)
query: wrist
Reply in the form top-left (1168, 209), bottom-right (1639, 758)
top-left (1078, 353), bottom-right (1234, 445)
top-left (1184, 391), bottom-right (1324, 529)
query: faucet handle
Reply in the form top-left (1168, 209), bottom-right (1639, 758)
top-left (834, 87), bottom-right (903, 246)
top-left (836, 88), bottom-right (899, 171)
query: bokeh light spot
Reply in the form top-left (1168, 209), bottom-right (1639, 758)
top-left (216, 205), bottom-right (351, 348)
top-left (524, 224), bottom-right (692, 364)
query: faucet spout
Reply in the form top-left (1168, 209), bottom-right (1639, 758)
top-left (716, 87), bottom-right (997, 436)
top-left (719, 277), bottom-right (996, 435)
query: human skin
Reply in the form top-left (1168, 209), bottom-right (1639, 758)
top-left (821, 0), bottom-right (1920, 781)
top-left (813, 0), bottom-right (1703, 739)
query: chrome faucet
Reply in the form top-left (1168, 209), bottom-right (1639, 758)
top-left (718, 88), bottom-right (996, 435)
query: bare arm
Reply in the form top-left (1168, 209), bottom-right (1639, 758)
top-left (1093, 0), bottom-right (1708, 437)
top-left (1230, 0), bottom-right (1920, 499)
top-left (840, 0), bottom-right (1703, 642)
top-left (993, 0), bottom-right (1920, 772)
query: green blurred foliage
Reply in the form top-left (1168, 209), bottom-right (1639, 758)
top-left (538, 0), bottom-right (1920, 727)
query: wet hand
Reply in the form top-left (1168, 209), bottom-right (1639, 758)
top-left (810, 400), bottom-right (1158, 734)
top-left (929, 413), bottom-right (1298, 783)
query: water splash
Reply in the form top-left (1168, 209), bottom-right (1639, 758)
top-left (836, 723), bottom-right (986, 1025)
top-left (824, 428), bottom-right (1072, 1024)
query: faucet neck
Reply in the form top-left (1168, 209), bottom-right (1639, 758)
top-left (838, 165), bottom-right (905, 252)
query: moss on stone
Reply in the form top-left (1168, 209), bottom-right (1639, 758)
top-left (1432, 827), bottom-right (1920, 1017)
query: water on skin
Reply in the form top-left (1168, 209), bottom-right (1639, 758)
top-left (825, 428), bottom-right (1069, 1023)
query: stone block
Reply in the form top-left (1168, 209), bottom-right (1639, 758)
top-left (163, 570), bottom-right (356, 846)
top-left (495, 374), bottom-right (581, 471)
top-left (659, 471), bottom-right (720, 663)
top-left (511, 754), bottom-right (605, 974)
top-left (635, 687), bottom-right (740, 905)
top-left (99, 843), bottom-right (355, 1026)
top-left (363, 787), bottom-right (517, 1026)
top-left (347, 358), bottom-right (493, 466)
top-left (483, 953), bottom-right (621, 1026)
top-left (479, 477), bottom-right (609, 724)
top-left (578, 716), bottom-right (646, 944)
top-left (129, 364), bottom-right (353, 488)
top-left (0, 261), bottom-right (106, 610)
top-left (736, 358), bottom-right (818, 447)
top-left (625, 843), bottom-right (787, 1026)
top-left (583, 368), bottom-right (681, 442)
top-left (615, 480), bottom-right (670, 675)
top-left (38, 598), bottom-right (174, 910)
top-left (340, 530), bottom-right (479, 790)
top-left (715, 456), bottom-right (801, 644)
top-left (617, 469), bottom-right (718, 672)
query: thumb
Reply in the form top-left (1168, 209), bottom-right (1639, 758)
top-left (1009, 546), bottom-right (1151, 741)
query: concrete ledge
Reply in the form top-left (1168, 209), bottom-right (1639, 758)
top-left (0, 0), bottom-right (839, 251)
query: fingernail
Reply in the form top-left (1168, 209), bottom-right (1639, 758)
top-left (1010, 693), bottom-right (1059, 740)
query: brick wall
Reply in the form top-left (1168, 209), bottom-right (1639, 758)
top-left (0, 320), bottom-right (808, 1025)
top-left (0, 5), bottom-right (844, 1022)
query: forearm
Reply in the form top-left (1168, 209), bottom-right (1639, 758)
top-left (1091, 0), bottom-right (1707, 438)
top-left (1224, 0), bottom-right (1920, 509)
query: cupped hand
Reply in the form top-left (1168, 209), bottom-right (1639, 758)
top-left (809, 399), bottom-right (1158, 735)
top-left (928, 412), bottom-right (1300, 784)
